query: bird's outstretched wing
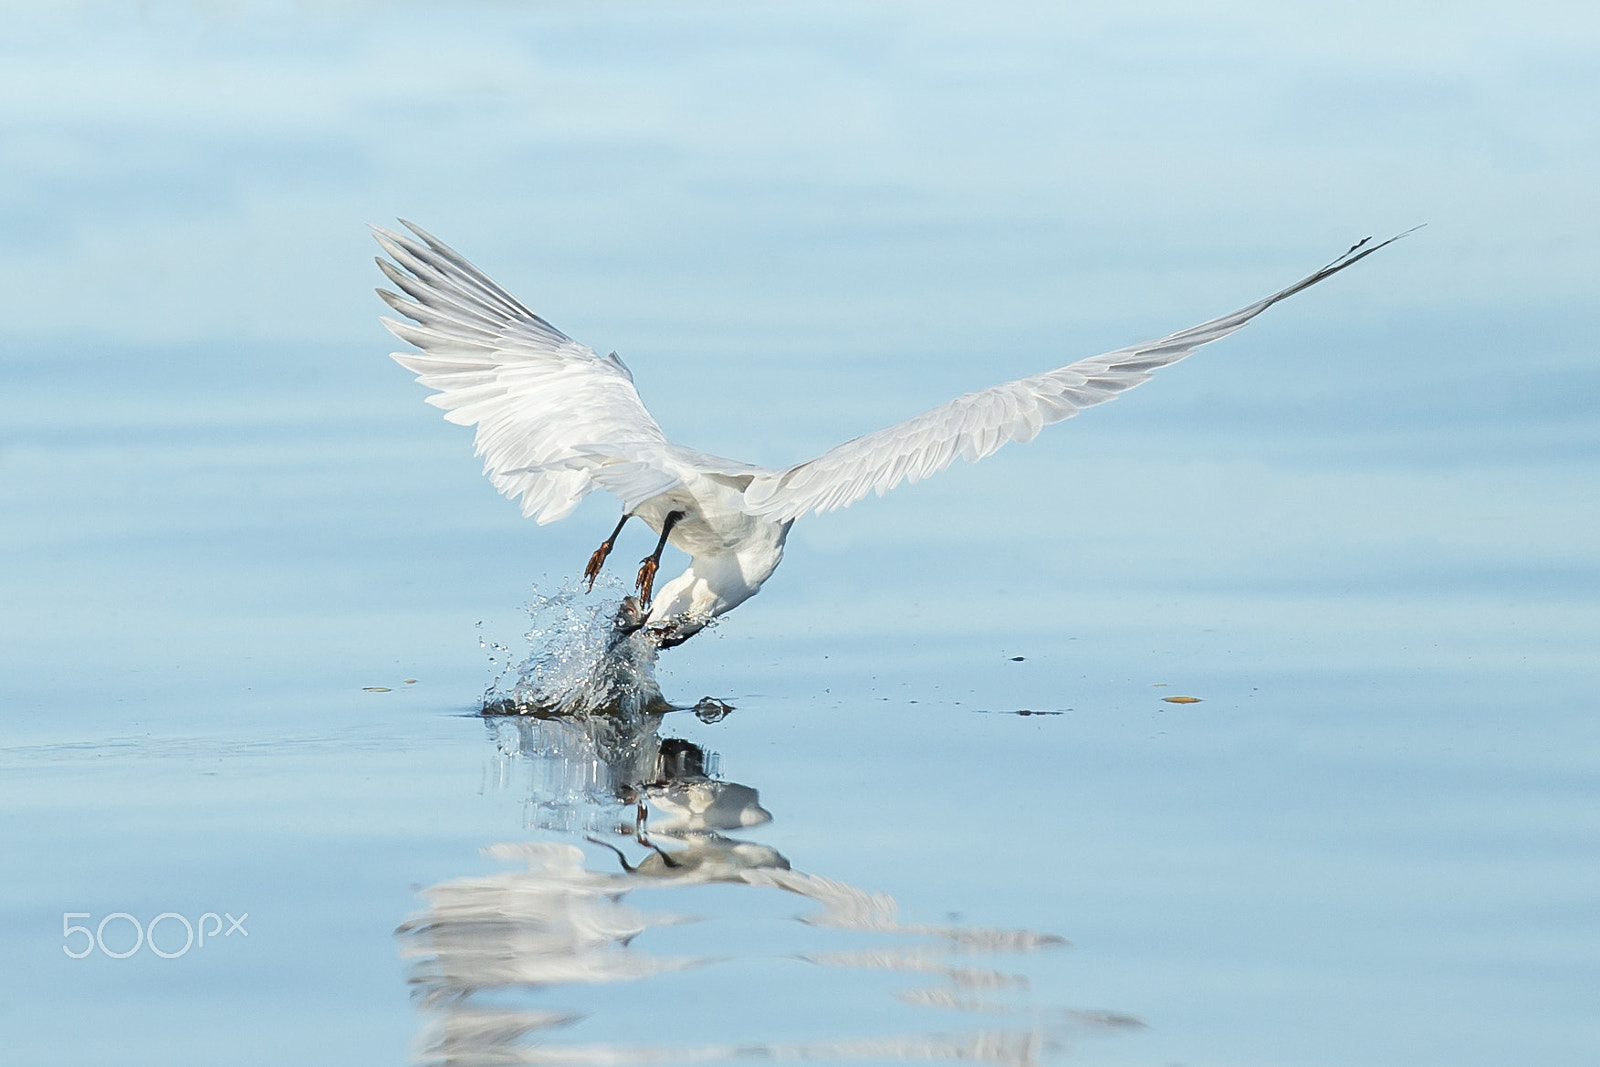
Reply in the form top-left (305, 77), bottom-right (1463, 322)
top-left (376, 221), bottom-right (671, 524)
top-left (740, 232), bottom-right (1415, 522)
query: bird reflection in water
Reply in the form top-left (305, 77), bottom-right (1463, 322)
top-left (397, 702), bottom-right (1141, 1066)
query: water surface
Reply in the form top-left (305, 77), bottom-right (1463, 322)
top-left (3, 3), bottom-right (1598, 1065)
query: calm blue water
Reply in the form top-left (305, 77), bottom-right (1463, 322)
top-left (3, 3), bottom-right (1598, 1065)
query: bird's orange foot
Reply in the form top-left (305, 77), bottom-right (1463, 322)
top-left (583, 541), bottom-right (613, 592)
top-left (634, 557), bottom-right (660, 607)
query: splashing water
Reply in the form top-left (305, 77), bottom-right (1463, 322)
top-left (480, 579), bottom-right (672, 719)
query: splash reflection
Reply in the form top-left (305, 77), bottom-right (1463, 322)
top-left (400, 705), bottom-right (1138, 1066)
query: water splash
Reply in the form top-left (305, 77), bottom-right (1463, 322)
top-left (480, 578), bottom-right (671, 719)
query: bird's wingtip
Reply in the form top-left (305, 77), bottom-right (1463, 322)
top-left (398, 218), bottom-right (442, 246)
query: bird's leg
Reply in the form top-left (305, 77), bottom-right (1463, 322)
top-left (635, 510), bottom-right (686, 608)
top-left (584, 513), bottom-right (631, 592)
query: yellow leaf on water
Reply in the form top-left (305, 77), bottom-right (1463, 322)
top-left (1162, 696), bottom-right (1201, 704)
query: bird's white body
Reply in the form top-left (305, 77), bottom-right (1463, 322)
top-left (628, 463), bottom-right (792, 633)
top-left (376, 222), bottom-right (1408, 646)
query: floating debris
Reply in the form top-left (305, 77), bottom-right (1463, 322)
top-left (362, 686), bottom-right (392, 693)
top-left (1161, 696), bottom-right (1202, 704)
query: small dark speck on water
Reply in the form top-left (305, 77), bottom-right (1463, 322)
top-left (1010, 656), bottom-right (1026, 661)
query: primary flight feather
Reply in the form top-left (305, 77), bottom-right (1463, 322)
top-left (377, 222), bottom-right (1409, 646)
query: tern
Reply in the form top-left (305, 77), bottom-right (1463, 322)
top-left (377, 223), bottom-right (1408, 647)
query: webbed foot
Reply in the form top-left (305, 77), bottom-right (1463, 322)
top-left (634, 557), bottom-right (660, 607)
top-left (584, 513), bottom-right (632, 593)
top-left (583, 542), bottom-right (613, 592)
top-left (632, 510), bottom-right (685, 608)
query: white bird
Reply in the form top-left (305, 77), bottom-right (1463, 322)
top-left (376, 223), bottom-right (1409, 647)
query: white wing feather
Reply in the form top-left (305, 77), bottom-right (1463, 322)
top-left (375, 221), bottom-right (672, 524)
top-left (741, 232), bottom-right (1415, 523)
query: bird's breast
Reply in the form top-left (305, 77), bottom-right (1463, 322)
top-left (634, 477), bottom-right (790, 595)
